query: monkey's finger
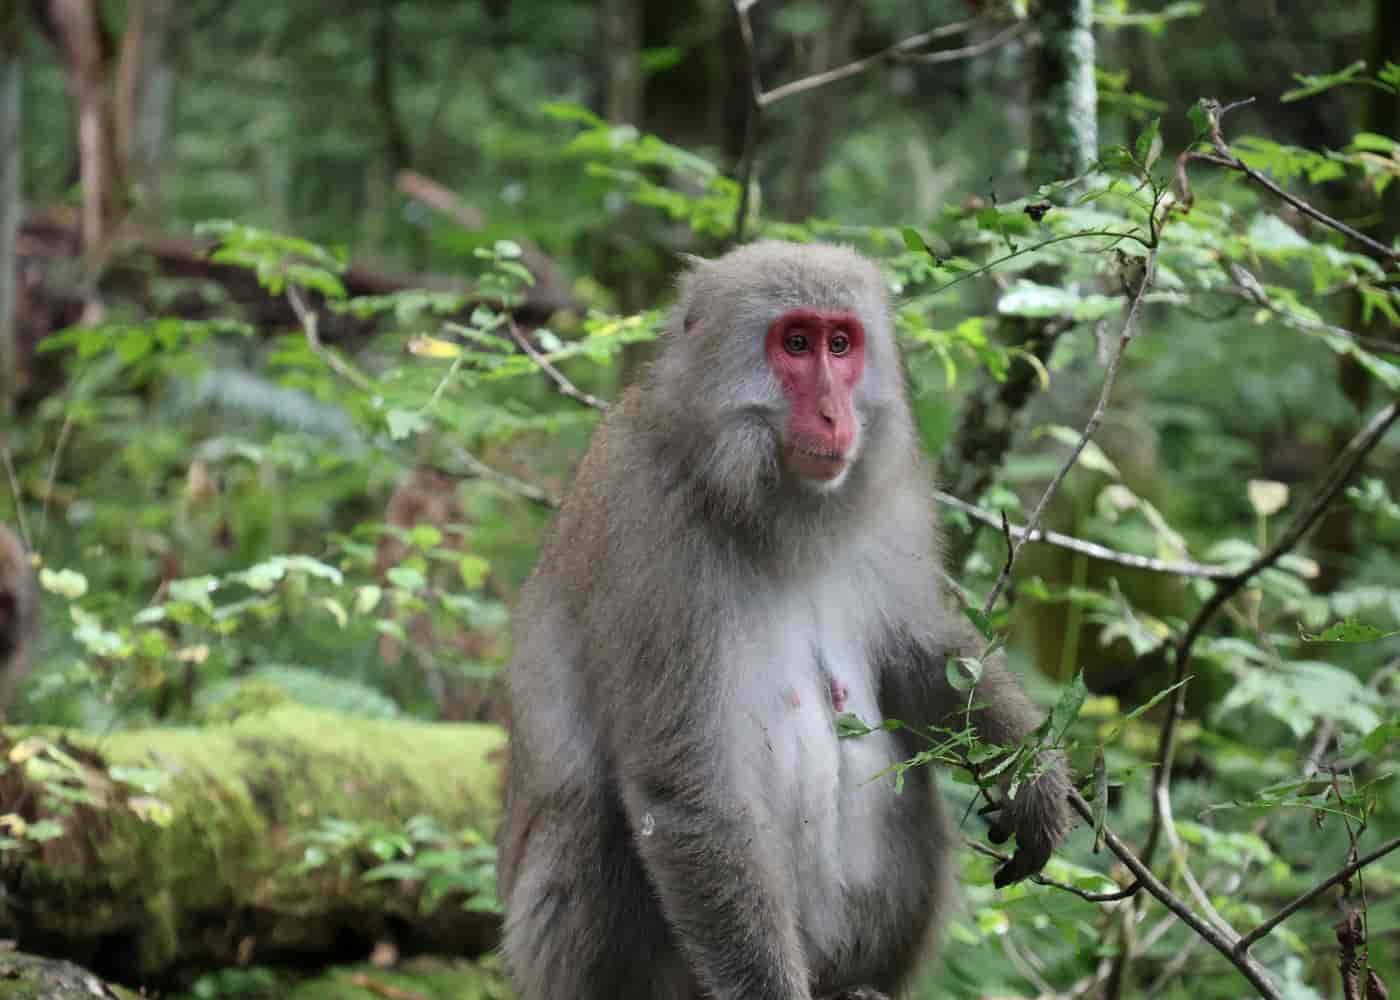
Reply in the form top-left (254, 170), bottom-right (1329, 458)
top-left (986, 821), bottom-right (1012, 845)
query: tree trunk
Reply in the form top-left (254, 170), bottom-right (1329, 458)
top-left (113, 0), bottom-right (173, 220)
top-left (782, 0), bottom-right (862, 222)
top-left (0, 0), bottom-right (21, 415)
top-left (46, 0), bottom-right (120, 257)
top-left (939, 0), bottom-right (1098, 572)
top-left (1027, 0), bottom-right (1097, 187)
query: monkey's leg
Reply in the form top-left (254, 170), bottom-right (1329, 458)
top-left (501, 789), bottom-right (698, 1000)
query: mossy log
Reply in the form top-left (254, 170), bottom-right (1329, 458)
top-left (0, 950), bottom-right (144, 999)
top-left (0, 706), bottom-right (507, 989)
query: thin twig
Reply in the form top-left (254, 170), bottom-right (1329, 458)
top-left (1145, 399), bottom-right (1400, 863)
top-left (758, 18), bottom-right (1001, 105)
top-left (981, 249), bottom-right (1158, 616)
top-left (0, 445), bottom-right (29, 546)
top-left (894, 21), bottom-right (1029, 67)
top-left (506, 318), bottom-right (610, 411)
top-left (933, 489), bottom-right (1233, 579)
top-left (1235, 836), bottom-right (1400, 957)
top-left (1180, 99), bottom-right (1397, 262)
top-left (965, 838), bottom-right (1143, 902)
top-left (450, 447), bottom-right (559, 508)
top-left (287, 285), bottom-right (375, 394)
top-left (1066, 789), bottom-right (1282, 1000)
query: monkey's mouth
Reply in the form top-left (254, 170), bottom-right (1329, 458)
top-left (787, 444), bottom-right (848, 481)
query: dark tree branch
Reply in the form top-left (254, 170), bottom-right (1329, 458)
top-left (1144, 399), bottom-right (1400, 863)
top-left (1177, 98), bottom-right (1399, 262)
top-left (1066, 789), bottom-right (1282, 1000)
top-left (1235, 836), bottom-right (1400, 957)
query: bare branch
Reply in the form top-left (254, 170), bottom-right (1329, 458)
top-left (933, 489), bottom-right (1233, 580)
top-left (758, 17), bottom-right (991, 106)
top-left (1236, 836), bottom-right (1400, 957)
top-left (894, 21), bottom-right (1029, 67)
top-left (449, 446), bottom-right (559, 509)
top-left (287, 285), bottom-right (375, 394)
top-left (981, 249), bottom-right (1158, 616)
top-left (1180, 99), bottom-right (1398, 262)
top-left (1145, 399), bottom-right (1400, 863)
top-left (506, 318), bottom-right (610, 411)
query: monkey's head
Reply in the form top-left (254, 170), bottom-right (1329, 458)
top-left (649, 242), bottom-right (911, 523)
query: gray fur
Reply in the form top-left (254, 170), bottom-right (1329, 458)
top-left (499, 241), bottom-right (1071, 999)
top-left (0, 523), bottom-right (37, 719)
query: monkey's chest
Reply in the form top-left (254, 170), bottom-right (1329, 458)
top-left (726, 607), bottom-right (905, 918)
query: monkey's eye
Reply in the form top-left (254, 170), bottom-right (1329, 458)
top-left (783, 332), bottom-right (810, 355)
top-left (829, 332), bottom-right (851, 356)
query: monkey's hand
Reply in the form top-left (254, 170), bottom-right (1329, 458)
top-left (984, 752), bottom-right (1073, 888)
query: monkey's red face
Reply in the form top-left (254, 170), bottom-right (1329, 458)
top-left (764, 308), bottom-right (866, 484)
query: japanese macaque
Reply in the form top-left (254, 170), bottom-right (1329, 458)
top-left (0, 524), bottom-right (37, 719)
top-left (498, 242), bottom-right (1072, 999)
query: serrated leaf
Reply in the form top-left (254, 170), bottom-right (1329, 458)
top-left (1121, 677), bottom-right (1192, 723)
top-left (902, 227), bottom-right (930, 254)
top-left (1048, 672), bottom-right (1088, 743)
top-left (1134, 117), bottom-right (1160, 167)
top-left (962, 605), bottom-right (996, 640)
top-left (458, 554), bottom-right (490, 590)
top-left (835, 712), bottom-right (875, 738)
top-left (947, 656), bottom-right (983, 692)
top-left (1299, 619), bottom-right (1398, 643)
top-left (1187, 100), bottom-right (1211, 139)
top-left (386, 409), bottom-right (429, 440)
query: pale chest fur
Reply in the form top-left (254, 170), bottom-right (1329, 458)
top-left (723, 563), bottom-right (911, 955)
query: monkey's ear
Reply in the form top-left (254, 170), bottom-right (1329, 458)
top-left (674, 253), bottom-right (712, 332)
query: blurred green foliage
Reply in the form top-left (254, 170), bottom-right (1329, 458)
top-left (3, 1), bottom-right (1398, 998)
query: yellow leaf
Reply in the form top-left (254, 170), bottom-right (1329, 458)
top-left (407, 336), bottom-right (462, 359)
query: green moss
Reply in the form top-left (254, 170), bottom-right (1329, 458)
top-left (284, 956), bottom-right (510, 999)
top-left (5, 707), bottom-right (506, 976)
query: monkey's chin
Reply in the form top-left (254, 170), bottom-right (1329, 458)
top-left (786, 448), bottom-right (851, 490)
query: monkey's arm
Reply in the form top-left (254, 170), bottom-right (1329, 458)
top-left (879, 626), bottom-right (1072, 887)
top-left (611, 720), bottom-right (811, 1000)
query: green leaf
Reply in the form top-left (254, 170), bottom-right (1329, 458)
top-left (947, 656), bottom-right (983, 692)
top-left (1121, 677), bottom-right (1192, 723)
top-left (1281, 60), bottom-right (1368, 103)
top-left (902, 227), bottom-right (930, 254)
top-left (1299, 619), bottom-right (1398, 643)
top-left (1133, 116), bottom-right (1161, 167)
top-left (1047, 672), bottom-right (1088, 744)
top-left (386, 409), bottom-right (430, 440)
top-left (458, 554), bottom-right (491, 590)
top-left (835, 712), bottom-right (875, 738)
top-left (1187, 100), bottom-right (1211, 140)
top-left (962, 605), bottom-right (996, 640)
